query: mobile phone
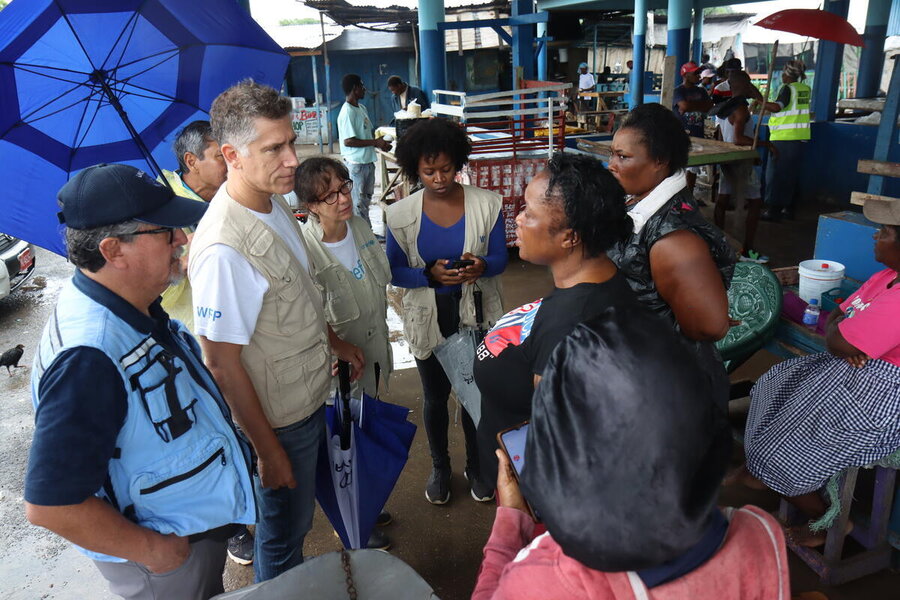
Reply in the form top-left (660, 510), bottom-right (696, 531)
top-left (496, 421), bottom-right (537, 520)
top-left (448, 259), bottom-right (475, 269)
top-left (497, 421), bottom-right (529, 477)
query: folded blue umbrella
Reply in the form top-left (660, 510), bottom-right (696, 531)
top-left (316, 363), bottom-right (416, 549)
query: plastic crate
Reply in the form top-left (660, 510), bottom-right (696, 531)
top-left (820, 278), bottom-right (862, 313)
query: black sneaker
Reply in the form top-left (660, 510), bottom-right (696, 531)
top-left (226, 528), bottom-right (254, 566)
top-left (367, 528), bottom-right (391, 551)
top-left (375, 510), bottom-right (392, 527)
top-left (465, 467), bottom-right (495, 502)
top-left (425, 466), bottom-right (451, 505)
top-left (760, 208), bottom-right (782, 222)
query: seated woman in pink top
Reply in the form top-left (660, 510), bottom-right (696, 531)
top-left (739, 197), bottom-right (900, 545)
top-left (472, 307), bottom-right (789, 600)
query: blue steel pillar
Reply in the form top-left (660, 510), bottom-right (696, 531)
top-left (667, 0), bottom-right (692, 87)
top-left (811, 0), bottom-right (850, 122)
top-left (512, 0), bottom-right (535, 86)
top-left (630, 0), bottom-right (647, 107)
top-left (537, 20), bottom-right (548, 82)
top-left (691, 3), bottom-right (703, 65)
top-left (857, 0), bottom-right (891, 98)
top-left (419, 0), bottom-right (446, 97)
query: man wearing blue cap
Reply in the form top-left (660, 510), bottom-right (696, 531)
top-left (577, 62), bottom-right (596, 112)
top-left (24, 163), bottom-right (256, 600)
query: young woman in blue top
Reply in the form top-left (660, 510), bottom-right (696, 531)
top-left (385, 118), bottom-right (508, 505)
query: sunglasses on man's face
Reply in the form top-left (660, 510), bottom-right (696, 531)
top-left (128, 227), bottom-right (175, 244)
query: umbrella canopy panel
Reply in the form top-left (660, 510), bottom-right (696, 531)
top-left (755, 9), bottom-right (865, 48)
top-left (0, 0), bottom-right (289, 254)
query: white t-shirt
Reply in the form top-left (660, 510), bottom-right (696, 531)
top-left (322, 229), bottom-right (366, 281)
top-left (191, 199), bottom-right (310, 345)
top-left (578, 73), bottom-right (596, 95)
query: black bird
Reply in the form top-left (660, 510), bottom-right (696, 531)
top-left (0, 344), bottom-right (25, 376)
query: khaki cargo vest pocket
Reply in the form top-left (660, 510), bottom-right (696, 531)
top-left (401, 303), bottom-right (437, 352)
top-left (319, 265), bottom-right (359, 325)
top-left (264, 343), bottom-right (330, 423)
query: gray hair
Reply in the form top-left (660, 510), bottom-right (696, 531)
top-left (173, 120), bottom-right (214, 172)
top-left (65, 220), bottom-right (142, 273)
top-left (209, 79), bottom-right (292, 155)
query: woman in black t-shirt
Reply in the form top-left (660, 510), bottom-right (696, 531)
top-left (473, 153), bottom-right (636, 486)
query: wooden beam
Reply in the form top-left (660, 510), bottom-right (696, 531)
top-left (659, 55), bottom-right (677, 112)
top-left (857, 159), bottom-right (900, 178)
top-left (850, 191), bottom-right (900, 206)
top-left (837, 98), bottom-right (885, 112)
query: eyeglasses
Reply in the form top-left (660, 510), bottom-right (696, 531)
top-left (317, 180), bottom-right (353, 205)
top-left (128, 227), bottom-right (175, 244)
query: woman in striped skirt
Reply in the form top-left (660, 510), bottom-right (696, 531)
top-left (737, 197), bottom-right (900, 545)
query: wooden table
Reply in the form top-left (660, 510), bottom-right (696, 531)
top-left (577, 136), bottom-right (758, 167)
top-left (375, 148), bottom-right (409, 205)
top-left (578, 91), bottom-right (627, 112)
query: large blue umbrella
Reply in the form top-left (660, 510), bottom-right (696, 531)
top-left (0, 0), bottom-right (289, 254)
top-left (316, 362), bottom-right (416, 549)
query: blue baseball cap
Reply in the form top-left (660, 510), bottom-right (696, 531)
top-left (58, 163), bottom-right (207, 230)
top-left (579, 62), bottom-right (589, 69)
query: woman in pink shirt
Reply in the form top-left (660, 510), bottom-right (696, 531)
top-left (472, 308), bottom-right (789, 599)
top-left (739, 197), bottom-right (900, 545)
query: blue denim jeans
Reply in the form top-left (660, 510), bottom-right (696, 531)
top-left (252, 406), bottom-right (325, 583)
top-left (346, 161), bottom-right (375, 226)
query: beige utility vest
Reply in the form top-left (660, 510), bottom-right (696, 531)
top-left (301, 215), bottom-right (393, 396)
top-left (386, 184), bottom-right (504, 360)
top-left (191, 189), bottom-right (331, 428)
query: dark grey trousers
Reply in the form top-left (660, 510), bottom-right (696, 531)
top-left (93, 538), bottom-right (226, 600)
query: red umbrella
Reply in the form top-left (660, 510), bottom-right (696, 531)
top-left (755, 9), bottom-right (864, 47)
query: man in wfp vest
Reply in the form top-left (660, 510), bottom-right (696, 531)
top-left (24, 163), bottom-right (256, 600)
top-left (189, 80), bottom-right (365, 582)
top-left (761, 59), bottom-right (811, 222)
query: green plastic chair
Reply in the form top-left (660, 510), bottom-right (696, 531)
top-left (716, 262), bottom-right (783, 373)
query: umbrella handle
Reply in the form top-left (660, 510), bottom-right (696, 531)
top-left (337, 360), bottom-right (352, 396)
top-left (474, 289), bottom-right (484, 327)
top-left (338, 360), bottom-right (352, 450)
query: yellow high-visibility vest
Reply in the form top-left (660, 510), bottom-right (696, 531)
top-left (769, 82), bottom-right (811, 141)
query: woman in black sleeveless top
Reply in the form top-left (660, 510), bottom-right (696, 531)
top-left (607, 103), bottom-right (735, 406)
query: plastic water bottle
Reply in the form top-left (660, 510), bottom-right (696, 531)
top-left (802, 299), bottom-right (821, 330)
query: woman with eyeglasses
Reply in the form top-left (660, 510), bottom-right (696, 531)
top-left (295, 157), bottom-right (393, 399)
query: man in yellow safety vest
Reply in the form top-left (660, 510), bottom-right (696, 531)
top-left (760, 60), bottom-right (811, 222)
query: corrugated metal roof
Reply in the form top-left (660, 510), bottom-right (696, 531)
top-left (326, 27), bottom-right (415, 51)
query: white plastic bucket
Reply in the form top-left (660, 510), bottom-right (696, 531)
top-left (798, 260), bottom-right (845, 304)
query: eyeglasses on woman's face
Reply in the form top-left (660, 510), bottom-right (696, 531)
top-left (317, 179), bottom-right (353, 205)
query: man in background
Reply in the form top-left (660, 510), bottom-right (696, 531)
top-left (387, 76), bottom-right (430, 115)
top-left (761, 60), bottom-right (811, 222)
top-left (576, 62), bottom-right (596, 112)
top-left (159, 121), bottom-right (226, 331)
top-left (338, 74), bottom-right (391, 228)
top-left (673, 62), bottom-right (713, 198)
